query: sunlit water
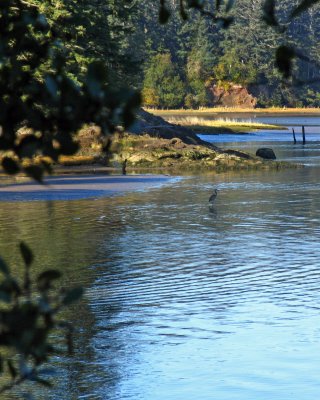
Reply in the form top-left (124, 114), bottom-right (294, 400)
top-left (199, 115), bottom-right (320, 166)
top-left (1, 116), bottom-right (320, 399)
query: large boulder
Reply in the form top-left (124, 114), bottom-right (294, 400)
top-left (208, 83), bottom-right (257, 108)
top-left (256, 148), bottom-right (276, 160)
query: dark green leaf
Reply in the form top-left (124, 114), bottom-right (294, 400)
top-left (159, 5), bottom-right (170, 24)
top-left (217, 17), bottom-right (234, 29)
top-left (262, 0), bottom-right (278, 27)
top-left (37, 270), bottom-right (62, 291)
top-left (0, 278), bottom-right (22, 298)
top-left (37, 270), bottom-right (62, 283)
top-left (45, 76), bottom-right (59, 100)
top-left (291, 0), bottom-right (320, 18)
top-left (0, 138), bottom-right (14, 151)
top-left (87, 61), bottom-right (108, 82)
top-left (2, 157), bottom-right (20, 175)
top-left (179, 1), bottom-right (188, 20)
top-left (0, 257), bottom-right (10, 276)
top-left (30, 376), bottom-right (53, 387)
top-left (215, 0), bottom-right (222, 11)
top-left (187, 0), bottom-right (204, 9)
top-left (7, 360), bottom-right (17, 379)
top-left (16, 135), bottom-right (41, 159)
top-left (57, 138), bottom-right (79, 156)
top-left (0, 289), bottom-right (12, 303)
top-left (123, 91), bottom-right (141, 129)
top-left (226, 0), bottom-right (235, 13)
top-left (35, 14), bottom-right (49, 32)
top-left (62, 287), bottom-right (84, 306)
top-left (23, 165), bottom-right (44, 183)
top-left (19, 242), bottom-right (33, 267)
top-left (275, 45), bottom-right (296, 78)
top-left (86, 62), bottom-right (108, 99)
top-left (40, 159), bottom-right (53, 174)
top-left (102, 138), bottom-right (112, 153)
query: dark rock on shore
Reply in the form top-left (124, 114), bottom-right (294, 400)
top-left (256, 148), bottom-right (276, 160)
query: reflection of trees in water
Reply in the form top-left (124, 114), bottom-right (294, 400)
top-left (0, 197), bottom-right (130, 399)
top-left (0, 197), bottom-right (128, 276)
top-left (5, 193), bottom-right (162, 400)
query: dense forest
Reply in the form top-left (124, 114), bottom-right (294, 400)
top-left (138, 0), bottom-right (320, 108)
top-left (32, 0), bottom-right (320, 109)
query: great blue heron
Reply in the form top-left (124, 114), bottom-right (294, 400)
top-left (209, 189), bottom-right (218, 204)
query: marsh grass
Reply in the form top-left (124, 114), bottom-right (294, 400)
top-left (145, 107), bottom-right (320, 114)
top-left (162, 116), bottom-right (283, 133)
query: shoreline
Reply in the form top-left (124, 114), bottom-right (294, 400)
top-left (146, 107), bottom-right (320, 117)
top-left (0, 173), bottom-right (177, 201)
top-left (0, 108), bottom-right (306, 175)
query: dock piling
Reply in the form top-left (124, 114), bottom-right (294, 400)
top-left (302, 126), bottom-right (306, 144)
top-left (292, 128), bottom-right (296, 144)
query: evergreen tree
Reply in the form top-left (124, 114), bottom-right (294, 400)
top-left (142, 53), bottom-right (185, 108)
top-left (183, 15), bottom-right (220, 107)
top-left (31, 0), bottom-right (140, 85)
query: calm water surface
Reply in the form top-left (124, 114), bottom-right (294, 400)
top-left (1, 117), bottom-right (320, 399)
top-left (199, 115), bottom-right (320, 166)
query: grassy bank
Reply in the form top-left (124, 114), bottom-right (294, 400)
top-left (0, 132), bottom-right (299, 174)
top-left (2, 111), bottom-right (300, 174)
top-left (108, 133), bottom-right (299, 172)
top-left (162, 116), bottom-right (282, 134)
top-left (146, 107), bottom-right (320, 115)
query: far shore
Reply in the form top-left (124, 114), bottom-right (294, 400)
top-left (146, 107), bottom-right (320, 116)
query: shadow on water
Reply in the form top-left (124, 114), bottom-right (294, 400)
top-left (0, 198), bottom-right (129, 400)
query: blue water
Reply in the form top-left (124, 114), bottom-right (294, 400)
top-left (199, 127), bottom-right (320, 143)
top-left (198, 116), bottom-right (320, 166)
top-left (190, 112), bottom-right (320, 128)
top-left (1, 115), bottom-right (320, 400)
top-left (0, 175), bottom-right (172, 201)
top-left (214, 115), bottom-right (320, 127)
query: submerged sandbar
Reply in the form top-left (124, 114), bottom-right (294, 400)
top-left (0, 174), bottom-right (175, 201)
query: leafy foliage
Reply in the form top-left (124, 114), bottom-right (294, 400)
top-left (0, 1), bottom-right (141, 396)
top-left (213, 48), bottom-right (258, 87)
top-left (142, 54), bottom-right (185, 108)
top-left (0, 243), bottom-right (83, 396)
top-left (0, 0), bottom-right (140, 181)
top-left (138, 0), bottom-right (320, 108)
top-left (291, 0), bottom-right (320, 18)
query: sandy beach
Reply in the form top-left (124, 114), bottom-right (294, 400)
top-left (0, 174), bottom-right (176, 201)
